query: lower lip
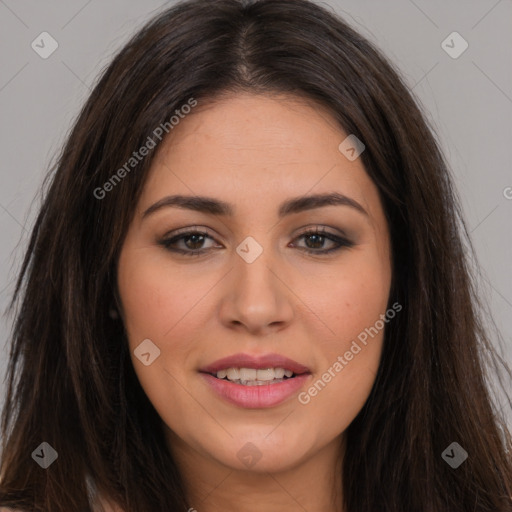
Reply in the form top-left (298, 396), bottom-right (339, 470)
top-left (200, 373), bottom-right (311, 408)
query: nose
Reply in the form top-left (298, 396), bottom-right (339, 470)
top-left (218, 244), bottom-right (294, 336)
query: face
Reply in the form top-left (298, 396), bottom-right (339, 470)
top-left (117, 92), bottom-right (392, 475)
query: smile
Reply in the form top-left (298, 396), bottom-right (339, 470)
top-left (199, 353), bottom-right (312, 408)
top-left (213, 367), bottom-right (295, 385)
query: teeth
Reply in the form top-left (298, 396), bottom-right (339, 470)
top-left (239, 368), bottom-right (257, 381)
top-left (274, 368), bottom-right (285, 379)
top-left (236, 378), bottom-right (285, 386)
top-left (215, 367), bottom-right (295, 382)
top-left (226, 368), bottom-right (240, 380)
top-left (256, 368), bottom-right (274, 381)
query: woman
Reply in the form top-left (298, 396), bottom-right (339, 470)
top-left (0, 0), bottom-right (511, 510)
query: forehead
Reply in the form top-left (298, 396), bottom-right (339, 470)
top-left (157, 92), bottom-right (345, 164)
top-left (139, 92), bottom-right (382, 228)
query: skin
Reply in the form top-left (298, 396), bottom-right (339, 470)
top-left (116, 92), bottom-right (392, 512)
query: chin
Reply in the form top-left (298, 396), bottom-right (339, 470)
top-left (211, 430), bottom-right (312, 473)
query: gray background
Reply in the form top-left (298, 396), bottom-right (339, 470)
top-left (0, 0), bottom-right (511, 428)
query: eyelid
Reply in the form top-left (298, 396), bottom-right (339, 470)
top-left (162, 224), bottom-right (350, 241)
top-left (158, 224), bottom-right (354, 257)
top-left (293, 224), bottom-right (350, 238)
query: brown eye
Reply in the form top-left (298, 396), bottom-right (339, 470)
top-left (159, 227), bottom-right (354, 257)
top-left (291, 228), bottom-right (354, 255)
top-left (160, 229), bottom-right (221, 256)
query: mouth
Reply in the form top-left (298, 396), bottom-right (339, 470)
top-left (205, 366), bottom-right (303, 386)
top-left (198, 353), bottom-right (311, 405)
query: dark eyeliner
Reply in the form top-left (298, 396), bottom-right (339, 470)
top-left (158, 227), bottom-right (354, 256)
top-left (292, 227), bottom-right (354, 255)
top-left (158, 228), bottom-right (215, 257)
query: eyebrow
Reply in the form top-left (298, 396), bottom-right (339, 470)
top-left (142, 192), bottom-right (369, 220)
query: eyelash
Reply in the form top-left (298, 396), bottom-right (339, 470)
top-left (158, 226), bottom-right (354, 257)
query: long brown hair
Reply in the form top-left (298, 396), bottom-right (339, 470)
top-left (1, 0), bottom-right (511, 510)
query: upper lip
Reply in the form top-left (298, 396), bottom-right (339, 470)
top-left (200, 353), bottom-right (311, 375)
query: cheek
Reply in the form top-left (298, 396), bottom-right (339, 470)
top-left (118, 249), bottom-right (209, 346)
top-left (118, 263), bottom-right (169, 343)
top-left (313, 253), bottom-right (391, 350)
top-left (298, 289), bottom-right (386, 437)
top-left (117, 250), bottom-right (207, 417)
top-left (300, 255), bottom-right (390, 421)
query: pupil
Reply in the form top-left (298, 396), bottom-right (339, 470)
top-left (185, 234), bottom-right (204, 249)
top-left (306, 234), bottom-right (323, 249)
